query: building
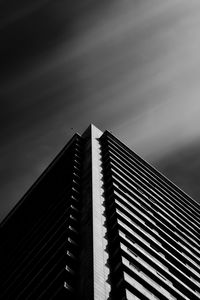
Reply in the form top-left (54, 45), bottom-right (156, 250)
top-left (1, 124), bottom-right (200, 300)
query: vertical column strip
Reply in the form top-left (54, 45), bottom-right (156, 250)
top-left (91, 125), bottom-right (110, 300)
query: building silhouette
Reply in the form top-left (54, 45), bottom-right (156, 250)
top-left (1, 124), bottom-right (200, 299)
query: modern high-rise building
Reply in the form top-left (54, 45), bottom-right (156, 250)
top-left (1, 124), bottom-right (200, 300)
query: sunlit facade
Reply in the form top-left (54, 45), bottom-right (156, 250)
top-left (100, 129), bottom-right (200, 300)
top-left (1, 124), bottom-right (200, 299)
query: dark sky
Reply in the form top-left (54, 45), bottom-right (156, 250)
top-left (1, 0), bottom-right (200, 221)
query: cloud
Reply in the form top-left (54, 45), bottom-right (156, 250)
top-left (1, 0), bottom-right (200, 220)
top-left (0, 0), bottom-right (50, 29)
top-left (157, 141), bottom-right (200, 203)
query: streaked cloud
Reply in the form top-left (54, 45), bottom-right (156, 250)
top-left (1, 0), bottom-right (200, 220)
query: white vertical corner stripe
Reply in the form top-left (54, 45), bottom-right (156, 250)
top-left (91, 125), bottom-right (110, 300)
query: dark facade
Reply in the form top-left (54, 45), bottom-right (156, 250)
top-left (1, 124), bottom-right (200, 299)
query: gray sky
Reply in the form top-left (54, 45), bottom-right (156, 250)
top-left (1, 0), bottom-right (200, 221)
